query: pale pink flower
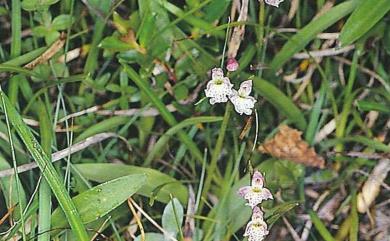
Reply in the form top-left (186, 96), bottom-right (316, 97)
top-left (238, 170), bottom-right (273, 208)
top-left (229, 80), bottom-right (257, 115)
top-left (204, 68), bottom-right (233, 104)
top-left (226, 58), bottom-right (239, 72)
top-left (264, 0), bottom-right (284, 7)
top-left (244, 207), bottom-right (269, 241)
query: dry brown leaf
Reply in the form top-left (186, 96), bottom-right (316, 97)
top-left (259, 125), bottom-right (325, 168)
top-left (357, 159), bottom-right (390, 213)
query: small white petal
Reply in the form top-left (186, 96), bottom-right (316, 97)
top-left (265, 0), bottom-right (284, 7)
top-left (238, 80), bottom-right (253, 97)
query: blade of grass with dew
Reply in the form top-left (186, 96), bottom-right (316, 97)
top-left (309, 210), bottom-right (336, 241)
top-left (252, 76), bottom-right (307, 130)
top-left (37, 100), bottom-right (52, 241)
top-left (145, 116), bottom-right (223, 166)
top-left (75, 163), bottom-right (188, 204)
top-left (0, 90), bottom-right (90, 241)
top-left (270, 0), bottom-right (359, 71)
top-left (51, 174), bottom-right (146, 231)
top-left (339, 0), bottom-right (390, 46)
top-left (11, 0), bottom-right (21, 58)
top-left (122, 63), bottom-right (204, 163)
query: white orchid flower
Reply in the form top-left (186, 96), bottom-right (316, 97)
top-left (229, 80), bottom-right (257, 115)
top-left (204, 68), bottom-right (233, 105)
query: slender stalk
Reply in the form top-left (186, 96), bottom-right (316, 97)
top-left (37, 101), bottom-right (52, 241)
top-left (11, 0), bottom-right (22, 58)
top-left (199, 103), bottom-right (232, 211)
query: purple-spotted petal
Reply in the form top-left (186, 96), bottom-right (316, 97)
top-left (237, 186), bottom-right (251, 198)
top-left (260, 188), bottom-right (273, 200)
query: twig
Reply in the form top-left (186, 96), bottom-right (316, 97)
top-left (24, 33), bottom-right (66, 69)
top-left (293, 45), bottom-right (355, 59)
top-left (283, 216), bottom-right (303, 241)
top-left (0, 132), bottom-right (117, 178)
top-left (333, 56), bottom-right (390, 92)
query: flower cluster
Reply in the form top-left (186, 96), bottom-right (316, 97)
top-left (204, 68), bottom-right (257, 115)
top-left (238, 171), bottom-right (273, 241)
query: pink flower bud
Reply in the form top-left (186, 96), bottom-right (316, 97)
top-left (226, 58), bottom-right (239, 72)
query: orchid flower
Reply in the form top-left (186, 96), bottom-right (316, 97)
top-left (264, 0), bottom-right (284, 7)
top-left (238, 170), bottom-right (273, 208)
top-left (229, 80), bottom-right (257, 115)
top-left (243, 206), bottom-right (269, 241)
top-left (204, 68), bottom-right (233, 104)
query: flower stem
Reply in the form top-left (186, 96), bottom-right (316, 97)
top-left (199, 103), bottom-right (232, 212)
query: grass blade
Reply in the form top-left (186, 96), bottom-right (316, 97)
top-left (270, 0), bottom-right (358, 71)
top-left (11, 0), bottom-right (21, 58)
top-left (0, 90), bottom-right (90, 241)
top-left (122, 63), bottom-right (204, 163)
top-left (309, 210), bottom-right (336, 241)
top-left (253, 76), bottom-right (307, 130)
top-left (339, 0), bottom-right (390, 46)
top-left (145, 116), bottom-right (223, 165)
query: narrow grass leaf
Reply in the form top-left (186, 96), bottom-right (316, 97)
top-left (339, 0), bottom-right (390, 46)
top-left (145, 116), bottom-right (223, 165)
top-left (122, 64), bottom-right (204, 163)
top-left (309, 210), bottom-right (336, 241)
top-left (270, 0), bottom-right (358, 71)
top-left (253, 76), bottom-right (307, 130)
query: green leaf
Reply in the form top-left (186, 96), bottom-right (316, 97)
top-left (309, 210), bottom-right (336, 241)
top-left (162, 198), bottom-right (184, 238)
top-left (75, 116), bottom-right (129, 142)
top-left (135, 233), bottom-right (165, 241)
top-left (75, 163), bottom-right (188, 204)
top-left (253, 76), bottom-right (307, 130)
top-left (270, 0), bottom-right (359, 71)
top-left (356, 100), bottom-right (390, 113)
top-left (52, 174), bottom-right (146, 229)
top-left (99, 36), bottom-right (133, 52)
top-left (21, 0), bottom-right (59, 11)
top-left (339, 0), bottom-right (390, 46)
top-left (51, 14), bottom-right (74, 30)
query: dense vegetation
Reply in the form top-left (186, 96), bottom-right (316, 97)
top-left (0, 0), bottom-right (389, 240)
